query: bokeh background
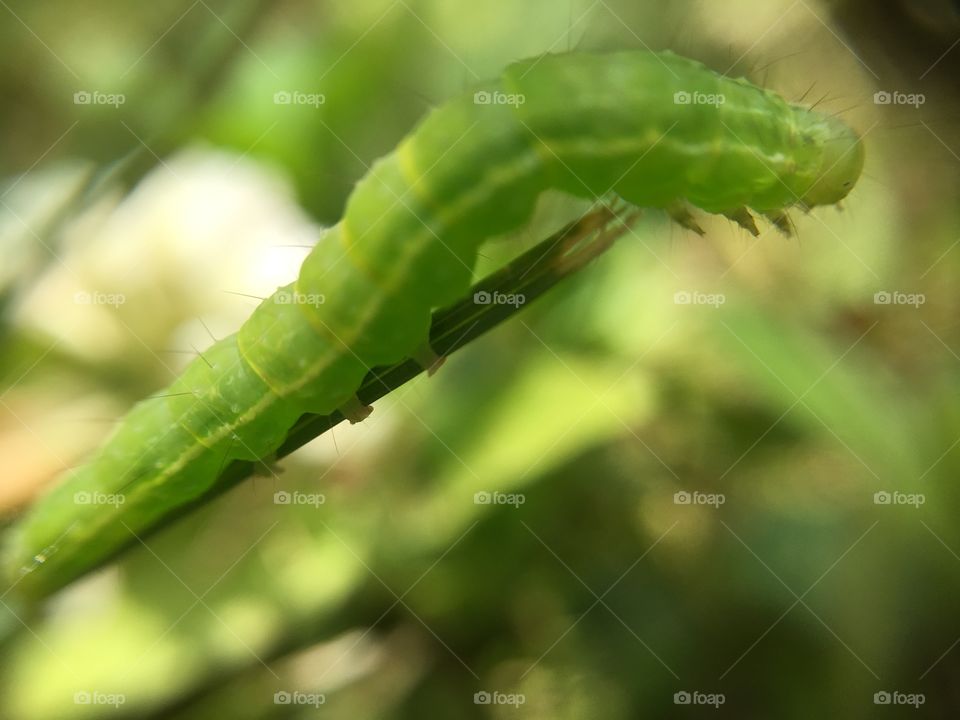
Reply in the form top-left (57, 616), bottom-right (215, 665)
top-left (2, 0), bottom-right (960, 717)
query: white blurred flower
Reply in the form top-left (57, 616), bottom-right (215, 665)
top-left (16, 147), bottom-right (322, 374)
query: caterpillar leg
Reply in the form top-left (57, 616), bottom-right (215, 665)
top-left (339, 394), bottom-right (373, 424)
top-left (414, 342), bottom-right (445, 377)
top-left (666, 203), bottom-right (706, 236)
top-left (764, 210), bottom-right (795, 237)
top-left (722, 207), bottom-right (760, 237)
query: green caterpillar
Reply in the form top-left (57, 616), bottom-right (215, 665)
top-left (3, 50), bottom-right (863, 598)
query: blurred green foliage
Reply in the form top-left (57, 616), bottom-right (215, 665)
top-left (3, 0), bottom-right (960, 718)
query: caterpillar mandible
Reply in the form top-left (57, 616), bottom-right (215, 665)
top-left (3, 50), bottom-right (864, 598)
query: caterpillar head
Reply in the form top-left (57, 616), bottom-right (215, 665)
top-left (797, 113), bottom-right (865, 208)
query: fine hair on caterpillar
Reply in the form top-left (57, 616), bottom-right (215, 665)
top-left (3, 49), bottom-right (864, 598)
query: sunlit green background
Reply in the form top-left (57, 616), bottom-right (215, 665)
top-left (2, 0), bottom-right (960, 717)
